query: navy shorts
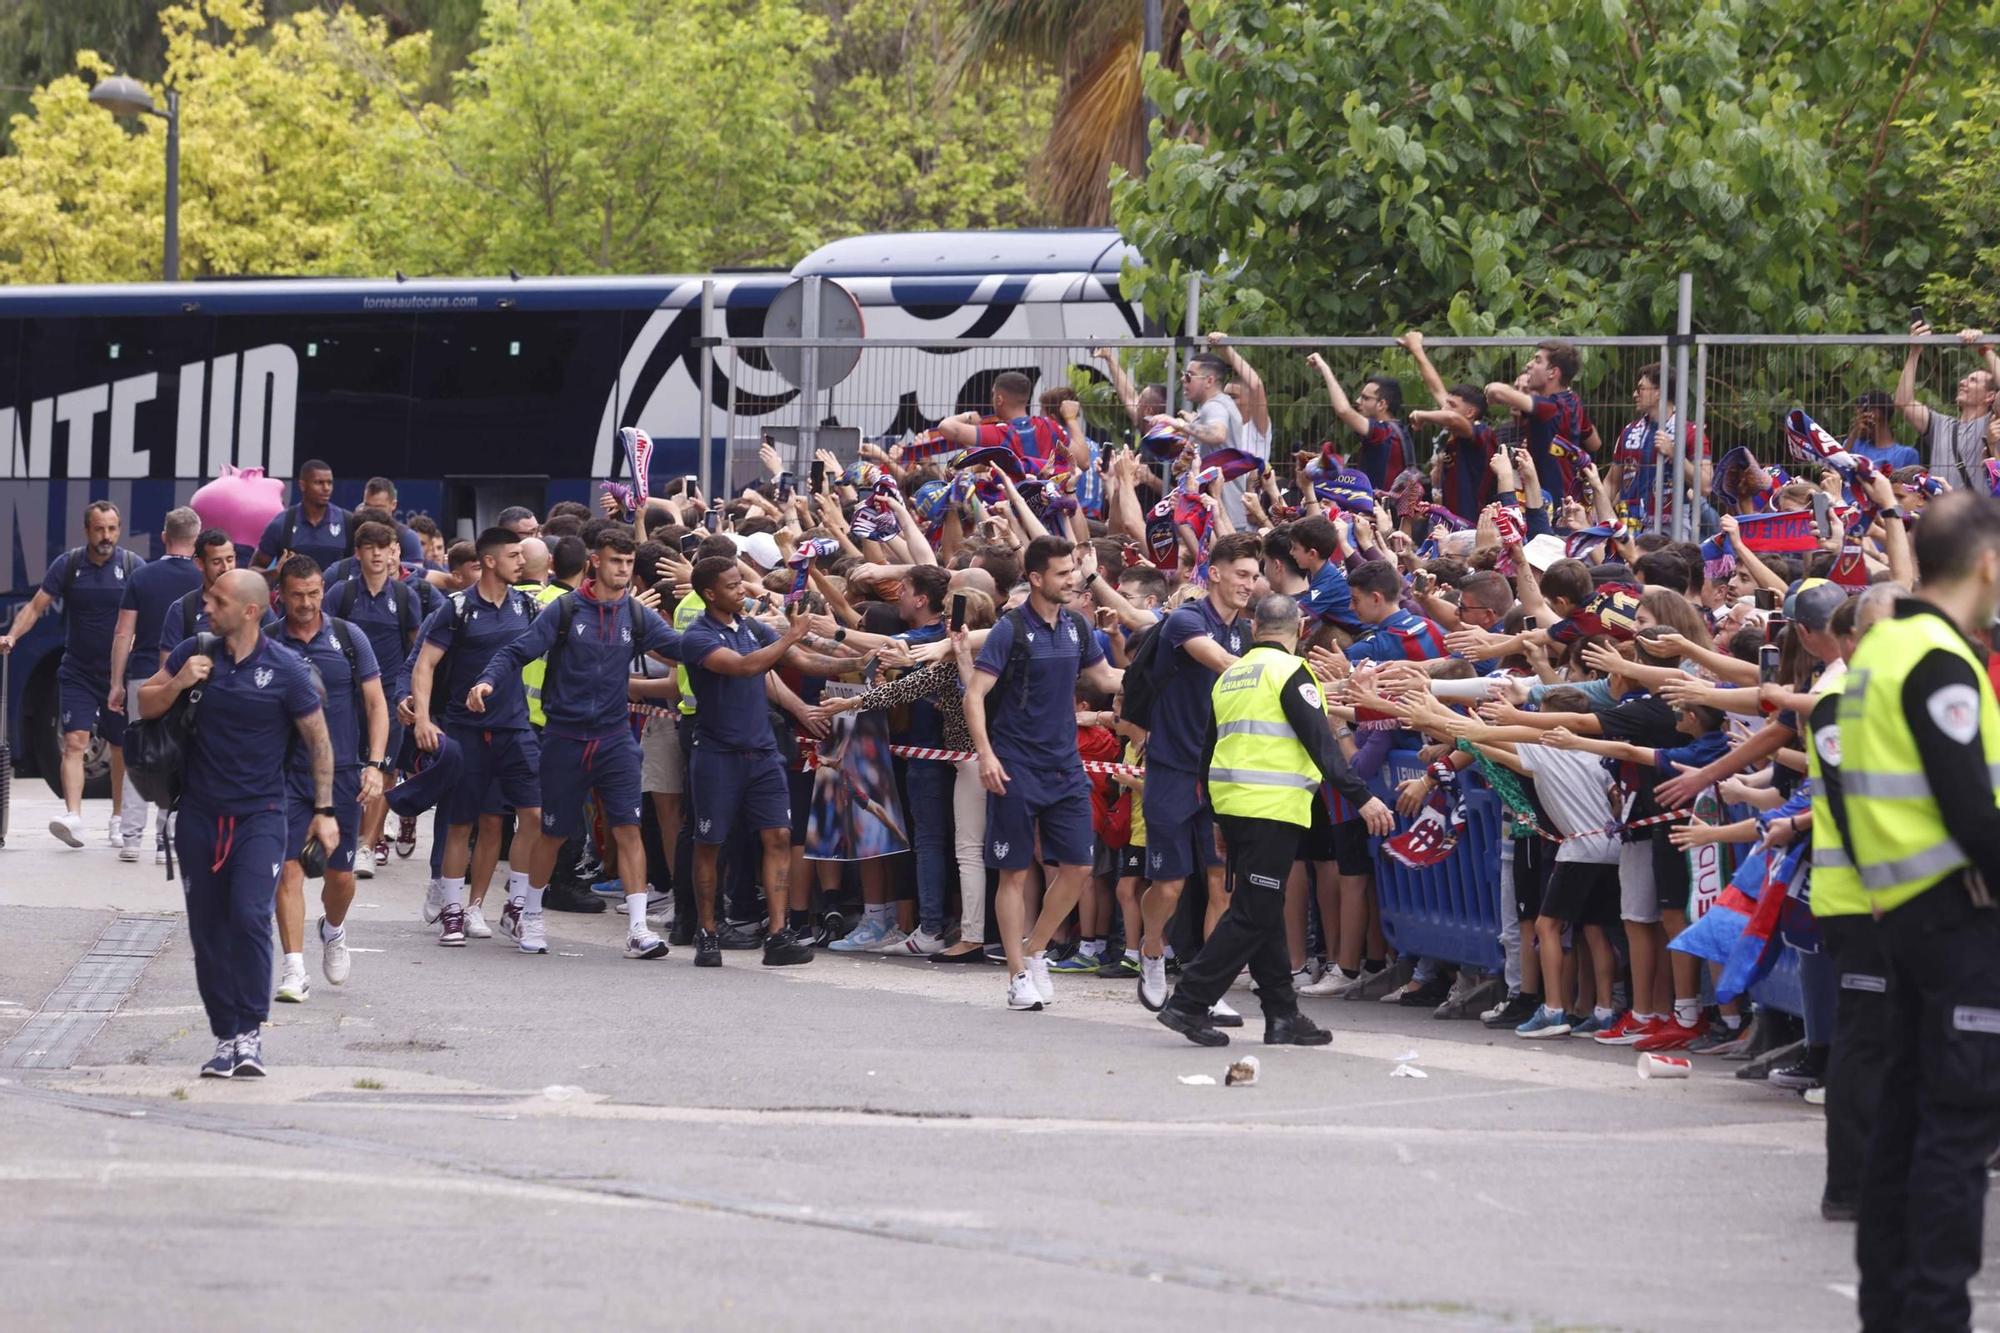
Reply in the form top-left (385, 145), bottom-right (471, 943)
top-left (379, 718), bottom-right (406, 776)
top-left (447, 725), bottom-right (540, 824)
top-left (286, 768), bottom-right (362, 873)
top-left (60, 669), bottom-right (120, 743)
top-left (689, 745), bottom-right (791, 844)
top-left (986, 762), bottom-right (1092, 869)
top-left (1141, 765), bottom-right (1217, 881)
top-left (540, 732), bottom-right (643, 840)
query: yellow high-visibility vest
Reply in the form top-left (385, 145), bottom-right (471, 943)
top-left (1208, 645), bottom-right (1322, 827)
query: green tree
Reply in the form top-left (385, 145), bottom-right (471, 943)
top-left (1114, 0), bottom-right (1999, 336)
top-left (1910, 77), bottom-right (2000, 328)
top-left (0, 0), bottom-right (430, 283)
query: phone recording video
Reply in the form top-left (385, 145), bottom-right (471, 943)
top-left (1758, 644), bottom-right (1781, 686)
top-left (810, 460), bottom-right (826, 492)
top-left (950, 592), bottom-right (968, 632)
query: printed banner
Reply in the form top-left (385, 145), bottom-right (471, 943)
top-left (1732, 509), bottom-right (1821, 554)
top-left (803, 707), bottom-right (910, 862)
top-left (1685, 787), bottom-right (1728, 920)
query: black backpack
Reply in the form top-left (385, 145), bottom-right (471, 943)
top-left (427, 588), bottom-right (539, 720)
top-left (125, 632), bottom-right (221, 875)
top-left (540, 592), bottom-right (644, 710)
top-left (60, 545), bottom-right (140, 604)
top-left (1115, 619), bottom-right (1170, 731)
top-left (328, 575), bottom-right (420, 656)
top-left (995, 605), bottom-right (1093, 709)
top-left (282, 504), bottom-right (355, 559)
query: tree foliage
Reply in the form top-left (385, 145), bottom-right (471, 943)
top-left (0, 0), bottom-right (1060, 282)
top-left (1113, 0), bottom-right (2000, 336)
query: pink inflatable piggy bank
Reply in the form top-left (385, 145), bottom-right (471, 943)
top-left (190, 465), bottom-right (287, 548)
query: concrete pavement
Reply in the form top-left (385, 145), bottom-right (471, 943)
top-left (0, 785), bottom-right (1970, 1330)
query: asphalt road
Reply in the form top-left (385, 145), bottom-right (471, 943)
top-left (0, 786), bottom-right (1977, 1331)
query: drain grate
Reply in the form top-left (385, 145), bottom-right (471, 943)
top-left (0, 915), bottom-right (175, 1069)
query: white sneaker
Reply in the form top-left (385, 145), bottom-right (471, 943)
top-left (1138, 953), bottom-right (1168, 1011)
top-left (517, 910), bottom-right (548, 955)
top-left (1209, 998), bottom-right (1242, 1027)
top-left (154, 842), bottom-right (167, 866)
top-left (423, 879), bottom-right (447, 924)
top-left (625, 930), bottom-right (668, 960)
top-left (275, 960), bottom-right (310, 1003)
top-left (108, 816), bottom-right (122, 848)
top-left (1379, 979), bottom-right (1421, 1004)
top-left (118, 837), bottom-right (141, 863)
top-left (1007, 970), bottom-right (1044, 1011)
top-left (49, 811), bottom-right (84, 848)
top-left (1027, 951), bottom-right (1056, 1006)
top-left (463, 903), bottom-right (492, 940)
top-left (898, 927), bottom-right (946, 956)
top-left (868, 926), bottom-right (912, 954)
top-left (354, 861), bottom-right (374, 880)
top-left (1297, 967), bottom-right (1348, 997)
top-left (319, 917), bottom-right (351, 985)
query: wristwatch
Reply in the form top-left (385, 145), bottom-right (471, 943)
top-left (1882, 506), bottom-right (1910, 522)
top-left (1085, 570), bottom-right (1102, 585)
top-left (368, 758), bottom-right (393, 773)
top-left (314, 805), bottom-right (336, 818)
top-left (833, 628), bottom-right (848, 643)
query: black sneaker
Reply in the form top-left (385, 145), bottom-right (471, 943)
top-left (1157, 1005), bottom-right (1230, 1047)
top-left (812, 911), bottom-right (847, 949)
top-left (719, 918), bottom-right (767, 950)
top-left (1264, 1013), bottom-right (1334, 1046)
top-left (1398, 974), bottom-right (1454, 1007)
top-left (544, 881), bottom-right (608, 914)
top-left (1483, 993), bottom-right (1540, 1029)
top-left (761, 927), bottom-right (813, 966)
top-left (694, 928), bottom-right (722, 968)
top-left (1767, 1046), bottom-right (1829, 1091)
top-left (199, 1037), bottom-right (235, 1079)
top-left (232, 1030), bottom-right (266, 1078)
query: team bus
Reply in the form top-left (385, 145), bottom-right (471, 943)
top-left (0, 228), bottom-right (1143, 793)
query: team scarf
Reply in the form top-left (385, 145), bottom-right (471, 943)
top-left (1200, 447), bottom-right (1266, 481)
top-left (785, 536), bottom-right (841, 606)
top-left (1899, 469), bottom-right (1948, 501)
top-left (1176, 465), bottom-right (1224, 581)
top-left (1140, 420), bottom-right (1185, 461)
top-left (1710, 446), bottom-right (1775, 513)
top-left (1783, 409), bottom-right (1877, 492)
top-left (1384, 759), bottom-right (1466, 869)
top-left (850, 504), bottom-right (900, 543)
top-left (1564, 523), bottom-right (1621, 561)
top-left (1383, 467), bottom-right (1429, 522)
top-left (1491, 504), bottom-right (1527, 547)
top-left (617, 427), bottom-right (654, 504)
top-left (901, 425), bottom-right (956, 464)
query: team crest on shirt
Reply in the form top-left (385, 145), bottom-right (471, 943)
top-left (329, 523), bottom-right (342, 537)
top-left (271, 863), bottom-right (281, 877)
top-left (115, 564), bottom-right (126, 580)
top-left (993, 841), bottom-right (1010, 859)
top-left (253, 667), bottom-right (274, 688)
top-left (542, 812), bottom-right (555, 829)
top-left (621, 627), bottom-right (631, 643)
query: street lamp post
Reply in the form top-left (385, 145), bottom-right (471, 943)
top-left (88, 76), bottom-right (180, 282)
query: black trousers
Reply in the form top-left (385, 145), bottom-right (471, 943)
top-left (1167, 814), bottom-right (1301, 1021)
top-left (1820, 915), bottom-right (1894, 1211)
top-left (1856, 882), bottom-right (2000, 1333)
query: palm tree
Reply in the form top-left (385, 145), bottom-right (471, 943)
top-left (946, 0), bottom-right (1186, 226)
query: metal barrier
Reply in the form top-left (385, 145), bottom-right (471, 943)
top-left (1368, 754), bottom-right (1506, 971)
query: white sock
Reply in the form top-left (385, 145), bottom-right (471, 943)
top-left (524, 882), bottom-right (546, 913)
top-left (441, 876), bottom-right (466, 910)
top-left (864, 903), bottom-right (888, 926)
top-left (1080, 939), bottom-right (1104, 959)
top-left (284, 951), bottom-right (304, 973)
top-left (1674, 999), bottom-right (1700, 1026)
top-left (1124, 948), bottom-right (1140, 963)
top-left (627, 892), bottom-right (647, 934)
top-left (507, 868), bottom-right (530, 898)
top-left (1594, 1006), bottom-right (1616, 1022)
top-left (1721, 1013), bottom-right (1743, 1031)
top-left (319, 919), bottom-right (344, 943)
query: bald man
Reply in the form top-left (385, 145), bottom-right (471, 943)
top-left (139, 568), bottom-right (337, 1078)
top-left (519, 536), bottom-right (551, 586)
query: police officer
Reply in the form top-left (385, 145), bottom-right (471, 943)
top-left (474, 525), bottom-right (680, 958)
top-left (1830, 489), bottom-right (2000, 1331)
top-left (268, 556), bottom-right (389, 1004)
top-left (1155, 593), bottom-right (1392, 1047)
top-left (0, 499), bottom-right (140, 849)
top-left (138, 569), bottom-right (336, 1079)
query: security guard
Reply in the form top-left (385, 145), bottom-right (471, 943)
top-left (1829, 490), bottom-right (2000, 1332)
top-left (1156, 592), bottom-right (1392, 1047)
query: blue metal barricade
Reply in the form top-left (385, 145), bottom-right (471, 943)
top-left (1368, 754), bottom-right (1506, 970)
top-left (1747, 943), bottom-right (1805, 1016)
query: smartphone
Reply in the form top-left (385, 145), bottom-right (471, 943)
top-left (1765, 613), bottom-right (1787, 645)
top-left (678, 532), bottom-right (701, 556)
top-left (1753, 588), bottom-right (1780, 612)
top-left (1910, 304), bottom-right (1927, 328)
top-left (704, 504), bottom-right (720, 534)
top-left (810, 459), bottom-right (825, 493)
top-left (1758, 644), bottom-right (1781, 685)
top-left (1811, 489), bottom-right (1834, 541)
top-left (950, 591), bottom-right (968, 632)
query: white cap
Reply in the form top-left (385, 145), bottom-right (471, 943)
top-left (733, 532), bottom-right (782, 570)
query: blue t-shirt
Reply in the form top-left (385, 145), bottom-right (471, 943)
top-left (973, 603), bottom-right (1104, 770)
top-left (256, 504), bottom-right (352, 572)
top-left (163, 633), bottom-right (322, 816)
top-left (1146, 598), bottom-right (1248, 773)
top-left (1850, 440), bottom-right (1920, 472)
top-left (42, 547), bottom-right (137, 681)
top-left (326, 575), bottom-right (422, 702)
top-left (1299, 559), bottom-right (1359, 632)
top-left (119, 554), bottom-right (201, 683)
top-left (421, 585), bottom-right (541, 732)
top-left (267, 616), bottom-right (381, 772)
top-left (680, 613), bottom-right (782, 752)
top-left (1654, 729), bottom-right (1729, 775)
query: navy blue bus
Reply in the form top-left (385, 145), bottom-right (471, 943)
top-left (0, 228), bottom-right (1142, 792)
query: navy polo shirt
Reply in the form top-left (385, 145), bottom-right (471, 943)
top-left (974, 603), bottom-right (1103, 770)
top-left (481, 589), bottom-right (681, 740)
top-left (268, 616), bottom-right (381, 771)
top-left (42, 548), bottom-right (133, 682)
top-left (327, 575), bottom-right (421, 702)
top-left (163, 633), bottom-right (322, 816)
top-left (422, 586), bottom-right (540, 732)
top-left (161, 587), bottom-right (279, 653)
top-left (1147, 597), bottom-right (1248, 772)
top-left (119, 554), bottom-right (202, 683)
top-left (256, 504), bottom-right (352, 572)
top-left (681, 613), bottom-right (782, 752)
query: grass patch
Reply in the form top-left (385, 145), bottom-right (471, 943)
top-left (352, 1077), bottom-right (384, 1091)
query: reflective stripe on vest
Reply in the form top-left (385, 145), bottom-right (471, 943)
top-left (1835, 609), bottom-right (2000, 912)
top-left (1207, 645), bottom-right (1321, 827)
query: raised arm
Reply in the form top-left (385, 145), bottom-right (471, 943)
top-left (1894, 320), bottom-right (1933, 438)
top-left (1307, 352), bottom-right (1369, 436)
top-left (1207, 334), bottom-right (1269, 432)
